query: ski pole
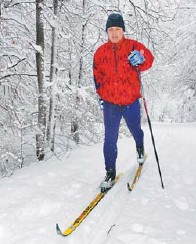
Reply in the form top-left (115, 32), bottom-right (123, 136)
top-left (136, 67), bottom-right (165, 189)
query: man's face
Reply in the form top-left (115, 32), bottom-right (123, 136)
top-left (107, 27), bottom-right (124, 43)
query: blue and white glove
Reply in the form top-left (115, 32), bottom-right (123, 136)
top-left (98, 98), bottom-right (104, 110)
top-left (128, 50), bottom-right (145, 66)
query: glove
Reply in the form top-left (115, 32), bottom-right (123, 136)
top-left (128, 50), bottom-right (145, 66)
top-left (98, 98), bottom-right (104, 110)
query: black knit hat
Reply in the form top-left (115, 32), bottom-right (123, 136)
top-left (106, 13), bottom-right (125, 32)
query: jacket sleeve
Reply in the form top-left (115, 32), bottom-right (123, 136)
top-left (93, 47), bottom-right (105, 93)
top-left (93, 51), bottom-right (101, 91)
top-left (133, 40), bottom-right (154, 72)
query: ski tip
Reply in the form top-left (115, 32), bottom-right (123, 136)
top-left (56, 223), bottom-right (74, 237)
top-left (56, 223), bottom-right (63, 236)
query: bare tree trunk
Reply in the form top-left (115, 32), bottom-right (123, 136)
top-left (71, 118), bottom-right (79, 144)
top-left (47, 0), bottom-right (58, 152)
top-left (36, 0), bottom-right (47, 161)
top-left (71, 0), bottom-right (87, 145)
top-left (78, 23), bottom-right (86, 88)
top-left (78, 0), bottom-right (86, 88)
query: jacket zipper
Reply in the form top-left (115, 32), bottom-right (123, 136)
top-left (113, 44), bottom-right (118, 74)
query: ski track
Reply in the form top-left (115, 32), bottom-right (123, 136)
top-left (89, 169), bottom-right (136, 244)
top-left (0, 123), bottom-right (196, 244)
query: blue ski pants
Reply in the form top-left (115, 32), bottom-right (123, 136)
top-left (103, 99), bottom-right (144, 171)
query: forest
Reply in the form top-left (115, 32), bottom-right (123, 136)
top-left (0, 0), bottom-right (195, 176)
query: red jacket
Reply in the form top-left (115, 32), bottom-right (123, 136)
top-left (93, 37), bottom-right (154, 105)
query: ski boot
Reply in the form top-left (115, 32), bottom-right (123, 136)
top-left (100, 169), bottom-right (116, 193)
top-left (136, 146), bottom-right (145, 165)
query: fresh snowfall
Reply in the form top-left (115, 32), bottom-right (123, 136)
top-left (0, 122), bottom-right (196, 244)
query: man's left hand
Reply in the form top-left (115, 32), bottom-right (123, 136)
top-left (128, 50), bottom-right (145, 66)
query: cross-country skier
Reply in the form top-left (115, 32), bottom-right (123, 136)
top-left (93, 13), bottom-right (154, 191)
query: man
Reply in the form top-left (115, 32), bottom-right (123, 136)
top-left (93, 13), bottom-right (154, 192)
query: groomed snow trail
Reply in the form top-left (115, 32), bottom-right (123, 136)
top-left (0, 123), bottom-right (195, 244)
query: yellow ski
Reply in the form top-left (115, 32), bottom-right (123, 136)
top-left (127, 155), bottom-right (147, 191)
top-left (56, 173), bottom-right (123, 236)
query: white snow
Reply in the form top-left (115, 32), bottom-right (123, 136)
top-left (0, 122), bottom-right (196, 244)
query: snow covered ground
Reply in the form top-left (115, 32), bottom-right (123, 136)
top-left (0, 123), bottom-right (196, 244)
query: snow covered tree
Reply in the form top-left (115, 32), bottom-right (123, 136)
top-left (0, 1), bottom-right (39, 175)
top-left (0, 0), bottom-right (194, 176)
top-left (150, 0), bottom-right (196, 122)
top-left (170, 0), bottom-right (196, 122)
